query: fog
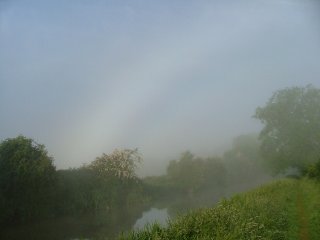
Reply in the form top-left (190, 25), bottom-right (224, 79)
top-left (1, 0), bottom-right (320, 176)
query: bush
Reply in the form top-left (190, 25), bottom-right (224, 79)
top-left (306, 159), bottom-right (320, 180)
top-left (0, 136), bottom-right (56, 224)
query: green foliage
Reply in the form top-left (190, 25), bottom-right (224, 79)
top-left (223, 134), bottom-right (270, 192)
top-left (224, 134), bottom-right (261, 162)
top-left (88, 148), bottom-right (142, 181)
top-left (306, 158), bottom-right (320, 180)
top-left (121, 179), bottom-right (320, 240)
top-left (0, 141), bottom-right (147, 226)
top-left (142, 151), bottom-right (228, 215)
top-left (167, 151), bottom-right (202, 192)
top-left (166, 151), bottom-right (226, 194)
top-left (299, 180), bottom-right (320, 239)
top-left (54, 149), bottom-right (146, 216)
top-left (254, 85), bottom-right (320, 173)
top-left (0, 135), bottom-right (56, 224)
top-left (55, 168), bottom-right (103, 214)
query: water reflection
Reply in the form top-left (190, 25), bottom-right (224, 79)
top-left (0, 205), bottom-right (148, 240)
top-left (0, 195), bottom-right (221, 240)
top-left (133, 208), bottom-right (169, 230)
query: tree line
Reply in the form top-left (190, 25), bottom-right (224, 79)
top-left (0, 84), bottom-right (320, 226)
top-left (0, 139), bottom-right (146, 225)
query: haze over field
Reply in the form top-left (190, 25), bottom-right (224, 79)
top-left (1, 0), bottom-right (320, 175)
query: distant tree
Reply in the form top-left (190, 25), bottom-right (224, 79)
top-left (254, 85), bottom-right (320, 173)
top-left (224, 134), bottom-right (262, 170)
top-left (306, 158), bottom-right (320, 180)
top-left (167, 151), bottom-right (226, 195)
top-left (202, 157), bottom-right (227, 188)
top-left (167, 152), bottom-right (201, 192)
top-left (224, 134), bottom-right (260, 160)
top-left (222, 134), bottom-right (272, 190)
top-left (88, 148), bottom-right (142, 181)
top-left (0, 135), bottom-right (56, 223)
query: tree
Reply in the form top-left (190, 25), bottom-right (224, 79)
top-left (254, 85), bottom-right (320, 173)
top-left (88, 148), bottom-right (142, 181)
top-left (223, 134), bottom-right (271, 190)
top-left (306, 158), bottom-right (320, 180)
top-left (87, 149), bottom-right (143, 208)
top-left (166, 151), bottom-right (226, 195)
top-left (0, 135), bottom-right (56, 223)
top-left (167, 152), bottom-right (203, 193)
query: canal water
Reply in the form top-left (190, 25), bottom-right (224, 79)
top-left (133, 208), bottom-right (169, 230)
top-left (0, 206), bottom-right (170, 240)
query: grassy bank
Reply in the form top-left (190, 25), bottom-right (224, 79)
top-left (120, 179), bottom-right (320, 240)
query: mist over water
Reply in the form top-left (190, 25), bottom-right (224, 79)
top-left (1, 1), bottom-right (320, 239)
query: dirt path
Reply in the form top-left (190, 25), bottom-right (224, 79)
top-left (297, 192), bottom-right (309, 240)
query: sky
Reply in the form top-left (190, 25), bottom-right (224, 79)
top-left (1, 0), bottom-right (320, 175)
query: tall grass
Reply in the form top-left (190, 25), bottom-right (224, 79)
top-left (120, 179), bottom-right (320, 240)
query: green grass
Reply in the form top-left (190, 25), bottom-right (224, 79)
top-left (120, 179), bottom-right (320, 240)
top-left (297, 180), bottom-right (320, 239)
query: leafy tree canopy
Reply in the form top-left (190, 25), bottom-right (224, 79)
top-left (166, 151), bottom-right (226, 193)
top-left (254, 85), bottom-right (320, 173)
top-left (0, 135), bottom-right (56, 223)
top-left (88, 148), bottom-right (142, 181)
top-left (0, 135), bottom-right (56, 192)
top-left (224, 134), bottom-right (261, 164)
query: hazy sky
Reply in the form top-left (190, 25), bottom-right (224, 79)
top-left (1, 0), bottom-right (320, 175)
